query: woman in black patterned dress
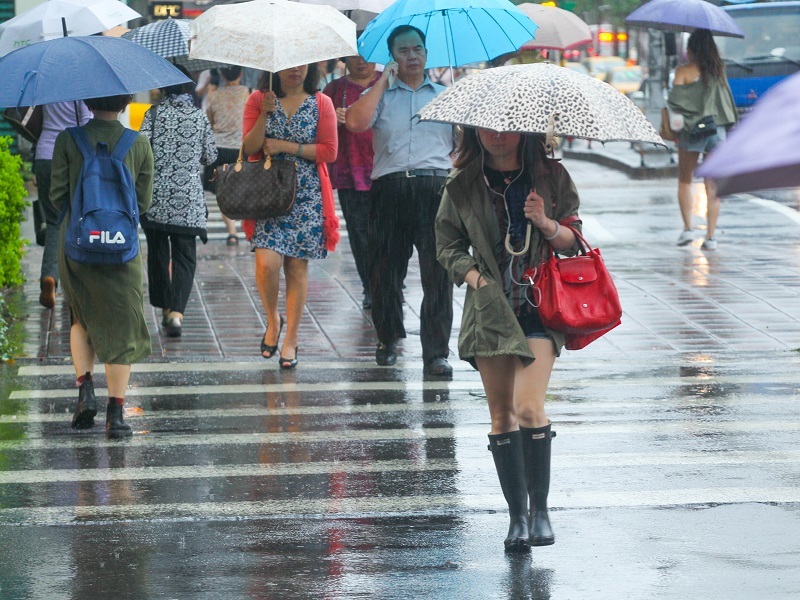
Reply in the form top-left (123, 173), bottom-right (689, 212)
top-left (141, 67), bottom-right (218, 337)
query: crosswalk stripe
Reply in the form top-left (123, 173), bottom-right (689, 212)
top-left (2, 450), bottom-right (797, 485)
top-left (18, 355), bottom-right (800, 377)
top-left (10, 381), bottom-right (477, 400)
top-left (4, 486), bottom-right (800, 526)
top-left (3, 392), bottom-right (798, 423)
top-left (0, 459), bottom-right (459, 484)
top-left (11, 373), bottom-right (800, 400)
top-left (2, 420), bottom-right (800, 451)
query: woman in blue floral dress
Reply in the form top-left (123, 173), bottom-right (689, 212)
top-left (243, 64), bottom-right (338, 368)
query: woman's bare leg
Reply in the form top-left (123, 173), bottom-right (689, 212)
top-left (255, 248), bottom-right (283, 355)
top-left (281, 256), bottom-right (309, 360)
top-left (513, 339), bottom-right (556, 428)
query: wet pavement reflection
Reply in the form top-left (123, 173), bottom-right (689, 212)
top-left (3, 161), bottom-right (800, 598)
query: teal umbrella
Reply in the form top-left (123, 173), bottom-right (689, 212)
top-left (0, 35), bottom-right (191, 108)
top-left (357, 0), bottom-right (539, 68)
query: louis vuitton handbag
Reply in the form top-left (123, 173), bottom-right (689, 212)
top-left (215, 146), bottom-right (297, 220)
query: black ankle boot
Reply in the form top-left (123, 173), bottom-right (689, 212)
top-left (488, 430), bottom-right (530, 552)
top-left (520, 424), bottom-right (556, 546)
top-left (106, 401), bottom-right (132, 438)
top-left (71, 372), bottom-right (97, 430)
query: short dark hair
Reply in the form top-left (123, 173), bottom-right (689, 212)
top-left (257, 63), bottom-right (320, 97)
top-left (84, 94), bottom-right (132, 113)
top-left (161, 64), bottom-right (195, 97)
top-left (220, 66), bottom-right (242, 82)
top-left (387, 25), bottom-right (426, 56)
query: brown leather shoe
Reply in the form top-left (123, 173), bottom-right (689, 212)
top-left (39, 277), bottom-right (56, 309)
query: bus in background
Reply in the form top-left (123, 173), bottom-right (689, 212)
top-left (717, 1), bottom-right (800, 110)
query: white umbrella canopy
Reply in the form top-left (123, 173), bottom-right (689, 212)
top-left (416, 63), bottom-right (664, 146)
top-left (291, 0), bottom-right (394, 31)
top-left (517, 3), bottom-right (592, 51)
top-left (189, 0), bottom-right (358, 74)
top-left (0, 0), bottom-right (141, 56)
top-left (292, 0), bottom-right (389, 10)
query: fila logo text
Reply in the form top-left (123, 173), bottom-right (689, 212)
top-left (89, 231), bottom-right (126, 244)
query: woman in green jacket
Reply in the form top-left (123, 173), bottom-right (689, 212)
top-left (51, 94), bottom-right (154, 438)
top-left (436, 128), bottom-right (581, 552)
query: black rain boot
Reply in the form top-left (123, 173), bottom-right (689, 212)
top-left (71, 372), bottom-right (97, 430)
top-left (521, 424), bottom-right (556, 547)
top-left (488, 430), bottom-right (531, 552)
top-left (106, 398), bottom-right (132, 438)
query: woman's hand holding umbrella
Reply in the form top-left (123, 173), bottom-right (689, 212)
top-left (261, 91), bottom-right (277, 116)
top-left (523, 189), bottom-right (547, 229)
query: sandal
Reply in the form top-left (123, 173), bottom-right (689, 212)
top-left (279, 346), bottom-right (298, 370)
top-left (260, 316), bottom-right (284, 359)
top-left (226, 234), bottom-right (239, 246)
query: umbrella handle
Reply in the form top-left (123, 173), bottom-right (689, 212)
top-left (505, 222), bottom-right (532, 256)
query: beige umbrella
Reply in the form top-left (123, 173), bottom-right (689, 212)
top-left (517, 3), bottom-right (591, 51)
top-left (189, 0), bottom-right (357, 82)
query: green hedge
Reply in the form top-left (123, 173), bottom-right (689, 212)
top-left (0, 135), bottom-right (26, 289)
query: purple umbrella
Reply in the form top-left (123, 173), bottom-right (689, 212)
top-left (696, 72), bottom-right (800, 195)
top-left (626, 0), bottom-right (744, 38)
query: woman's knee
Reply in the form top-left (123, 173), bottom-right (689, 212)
top-left (515, 402), bottom-right (548, 428)
top-left (283, 256), bottom-right (308, 280)
top-left (489, 409), bottom-right (517, 433)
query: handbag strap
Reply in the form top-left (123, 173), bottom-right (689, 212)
top-left (543, 216), bottom-right (590, 259)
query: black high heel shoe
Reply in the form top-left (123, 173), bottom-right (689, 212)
top-left (279, 346), bottom-right (298, 369)
top-left (260, 316), bottom-right (284, 359)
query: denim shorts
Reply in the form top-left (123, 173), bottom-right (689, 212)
top-left (517, 312), bottom-right (551, 340)
top-left (677, 126), bottom-right (726, 154)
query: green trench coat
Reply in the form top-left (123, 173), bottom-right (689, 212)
top-left (51, 119), bottom-right (154, 365)
top-left (435, 156), bottom-right (581, 369)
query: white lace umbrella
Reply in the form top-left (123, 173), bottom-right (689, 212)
top-left (189, 0), bottom-right (357, 75)
top-left (0, 0), bottom-right (140, 56)
top-left (416, 63), bottom-right (664, 146)
top-left (517, 3), bottom-right (591, 51)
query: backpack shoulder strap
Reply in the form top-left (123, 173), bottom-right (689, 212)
top-left (67, 126), bottom-right (94, 160)
top-left (111, 128), bottom-right (139, 161)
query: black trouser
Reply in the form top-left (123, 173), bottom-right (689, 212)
top-left (203, 147), bottom-right (239, 193)
top-left (143, 228), bottom-right (197, 315)
top-left (34, 159), bottom-right (60, 282)
top-left (368, 175), bottom-right (453, 362)
top-left (338, 188), bottom-right (370, 293)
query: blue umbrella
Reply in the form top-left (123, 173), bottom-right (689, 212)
top-left (357, 0), bottom-right (539, 69)
top-left (0, 35), bottom-right (192, 108)
top-left (696, 71), bottom-right (800, 195)
top-left (625, 0), bottom-right (744, 38)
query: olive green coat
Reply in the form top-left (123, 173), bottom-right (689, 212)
top-left (435, 157), bottom-right (581, 368)
top-left (51, 119), bottom-right (154, 365)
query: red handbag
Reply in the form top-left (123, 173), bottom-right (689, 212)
top-left (534, 225), bottom-right (622, 347)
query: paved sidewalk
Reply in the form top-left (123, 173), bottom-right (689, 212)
top-left (561, 138), bottom-right (678, 179)
top-left (13, 159), bottom-right (800, 365)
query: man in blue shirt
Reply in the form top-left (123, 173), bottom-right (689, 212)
top-left (347, 25), bottom-right (453, 377)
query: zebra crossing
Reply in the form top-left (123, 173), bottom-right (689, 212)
top-left (3, 355), bottom-right (800, 529)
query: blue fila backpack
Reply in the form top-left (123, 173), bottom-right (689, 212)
top-left (59, 126), bottom-right (140, 265)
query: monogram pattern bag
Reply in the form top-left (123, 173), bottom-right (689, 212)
top-left (215, 147), bottom-right (296, 220)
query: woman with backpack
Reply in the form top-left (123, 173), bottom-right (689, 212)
top-left (50, 93), bottom-right (154, 438)
top-left (141, 67), bottom-right (218, 337)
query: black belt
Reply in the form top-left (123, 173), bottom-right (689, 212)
top-left (381, 169), bottom-right (450, 179)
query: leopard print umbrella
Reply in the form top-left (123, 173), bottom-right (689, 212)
top-left (416, 63), bottom-right (664, 146)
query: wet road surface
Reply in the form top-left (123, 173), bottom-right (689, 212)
top-left (2, 160), bottom-right (800, 598)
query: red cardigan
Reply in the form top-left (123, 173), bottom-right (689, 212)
top-left (241, 90), bottom-right (340, 252)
